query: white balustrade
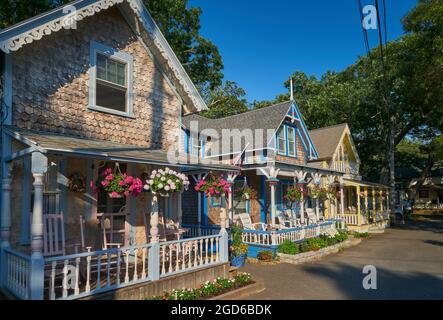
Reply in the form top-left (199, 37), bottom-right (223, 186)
top-left (4, 248), bottom-right (31, 300)
top-left (158, 234), bottom-right (223, 278)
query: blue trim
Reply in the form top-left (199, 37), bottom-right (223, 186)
top-left (200, 139), bottom-right (205, 159)
top-left (183, 129), bottom-right (189, 154)
top-left (259, 176), bottom-right (267, 223)
top-left (278, 179), bottom-right (295, 210)
top-left (202, 195), bottom-right (208, 226)
top-left (292, 101), bottom-right (319, 159)
top-left (246, 199), bottom-right (251, 214)
top-left (210, 196), bottom-right (222, 208)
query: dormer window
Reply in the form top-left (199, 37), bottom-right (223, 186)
top-left (89, 41), bottom-right (134, 118)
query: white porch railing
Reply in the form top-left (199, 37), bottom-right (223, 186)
top-left (182, 224), bottom-right (221, 238)
top-left (343, 214), bottom-right (359, 225)
top-left (159, 234), bottom-right (223, 278)
top-left (3, 248), bottom-right (31, 300)
top-left (1, 233), bottom-right (228, 300)
top-left (241, 220), bottom-right (337, 246)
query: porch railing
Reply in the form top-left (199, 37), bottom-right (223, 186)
top-left (182, 224), bottom-right (221, 238)
top-left (343, 214), bottom-right (360, 225)
top-left (1, 233), bottom-right (227, 300)
top-left (241, 220), bottom-right (336, 246)
top-left (3, 248), bottom-right (31, 300)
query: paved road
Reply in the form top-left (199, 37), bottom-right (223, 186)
top-left (241, 216), bottom-right (443, 300)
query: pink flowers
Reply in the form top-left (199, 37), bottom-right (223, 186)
top-left (194, 174), bottom-right (232, 197)
top-left (94, 167), bottom-right (143, 198)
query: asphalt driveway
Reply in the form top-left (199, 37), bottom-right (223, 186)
top-left (241, 216), bottom-right (443, 300)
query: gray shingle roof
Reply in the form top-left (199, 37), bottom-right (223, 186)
top-left (182, 101), bottom-right (293, 153)
top-left (308, 123), bottom-right (348, 160)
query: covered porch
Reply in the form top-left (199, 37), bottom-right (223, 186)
top-left (0, 127), bottom-right (235, 300)
top-left (341, 179), bottom-right (391, 231)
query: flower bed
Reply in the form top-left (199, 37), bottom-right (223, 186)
top-left (145, 273), bottom-right (253, 300)
top-left (277, 230), bottom-right (349, 255)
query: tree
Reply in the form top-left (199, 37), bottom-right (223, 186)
top-left (143, 0), bottom-right (224, 92)
top-left (0, 0), bottom-right (225, 93)
top-left (201, 81), bottom-right (249, 119)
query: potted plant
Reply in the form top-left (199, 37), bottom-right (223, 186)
top-left (309, 185), bottom-right (323, 199)
top-left (143, 168), bottom-right (189, 197)
top-left (230, 223), bottom-right (248, 267)
top-left (241, 187), bottom-right (257, 201)
top-left (195, 174), bottom-right (232, 205)
top-left (286, 184), bottom-right (307, 204)
top-left (94, 167), bottom-right (143, 198)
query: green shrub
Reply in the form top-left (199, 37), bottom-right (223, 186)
top-left (353, 232), bottom-right (370, 238)
top-left (334, 230), bottom-right (349, 242)
top-left (305, 238), bottom-right (328, 251)
top-left (299, 240), bottom-right (311, 253)
top-left (277, 240), bottom-right (299, 255)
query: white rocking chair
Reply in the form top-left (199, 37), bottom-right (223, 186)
top-left (238, 213), bottom-right (267, 231)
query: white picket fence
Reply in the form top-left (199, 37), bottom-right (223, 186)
top-left (241, 221), bottom-right (337, 246)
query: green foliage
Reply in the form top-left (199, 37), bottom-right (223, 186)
top-left (201, 81), bottom-right (250, 119)
top-left (145, 273), bottom-right (253, 300)
top-left (257, 250), bottom-right (273, 261)
top-left (230, 222), bottom-right (248, 257)
top-left (277, 240), bottom-right (299, 255)
top-left (353, 232), bottom-right (370, 238)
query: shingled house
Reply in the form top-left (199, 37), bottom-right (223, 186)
top-left (309, 124), bottom-right (391, 231)
top-left (0, 0), bottom-right (237, 300)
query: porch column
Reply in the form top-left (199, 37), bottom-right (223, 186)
top-left (29, 152), bottom-right (48, 300)
top-left (148, 195), bottom-right (161, 281)
top-left (226, 172), bottom-right (238, 226)
top-left (313, 173), bottom-right (322, 221)
top-left (268, 179), bottom-right (279, 225)
top-left (150, 195), bottom-right (160, 243)
top-left (0, 173), bottom-right (12, 249)
top-left (295, 171), bottom-right (308, 224)
top-left (357, 185), bottom-right (361, 226)
top-left (364, 187), bottom-right (369, 218)
top-left (177, 191), bottom-right (183, 227)
top-left (340, 180), bottom-right (345, 228)
top-left (380, 190), bottom-right (384, 213)
top-left (372, 188), bottom-right (377, 214)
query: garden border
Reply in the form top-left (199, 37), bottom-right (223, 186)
top-left (277, 238), bottom-right (362, 265)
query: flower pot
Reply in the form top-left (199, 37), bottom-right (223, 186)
top-left (231, 254), bottom-right (246, 268)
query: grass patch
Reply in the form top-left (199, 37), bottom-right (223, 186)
top-left (352, 232), bottom-right (370, 238)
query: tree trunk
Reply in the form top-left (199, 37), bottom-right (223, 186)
top-left (389, 114), bottom-right (396, 215)
top-left (410, 154), bottom-right (434, 200)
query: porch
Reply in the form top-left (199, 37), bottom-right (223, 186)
top-left (341, 179), bottom-right (391, 231)
top-left (0, 127), bottom-right (235, 300)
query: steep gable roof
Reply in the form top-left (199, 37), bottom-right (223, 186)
top-left (0, 0), bottom-right (207, 112)
top-left (309, 123), bottom-right (360, 163)
top-left (183, 100), bottom-right (319, 159)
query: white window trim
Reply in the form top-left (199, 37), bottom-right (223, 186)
top-left (277, 126), bottom-right (286, 155)
top-left (88, 41), bottom-right (135, 118)
top-left (287, 126), bottom-right (296, 157)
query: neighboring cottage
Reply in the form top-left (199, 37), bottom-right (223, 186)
top-left (309, 124), bottom-right (390, 230)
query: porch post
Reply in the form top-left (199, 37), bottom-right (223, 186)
top-left (268, 179), bottom-right (278, 226)
top-left (177, 191), bottom-right (183, 227)
top-left (356, 185), bottom-right (361, 226)
top-left (372, 188), bottom-right (377, 215)
top-left (148, 194), bottom-right (160, 281)
top-left (0, 173), bottom-right (12, 250)
top-left (312, 173), bottom-right (322, 222)
top-left (364, 187), bottom-right (369, 216)
top-left (30, 152), bottom-right (48, 300)
top-left (0, 170), bottom-right (12, 289)
top-left (340, 179), bottom-right (345, 229)
top-left (380, 190), bottom-right (384, 213)
top-left (226, 172), bottom-right (237, 226)
top-left (295, 171), bottom-right (308, 224)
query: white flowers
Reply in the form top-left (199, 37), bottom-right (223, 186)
top-left (143, 167), bottom-right (190, 196)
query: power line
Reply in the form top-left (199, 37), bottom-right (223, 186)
top-left (382, 0), bottom-right (388, 47)
top-left (374, 0), bottom-right (386, 69)
top-left (357, 0), bottom-right (371, 59)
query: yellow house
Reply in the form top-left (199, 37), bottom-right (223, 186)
top-left (309, 124), bottom-right (390, 232)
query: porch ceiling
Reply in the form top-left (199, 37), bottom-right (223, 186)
top-left (4, 126), bottom-right (238, 172)
top-left (343, 178), bottom-right (389, 189)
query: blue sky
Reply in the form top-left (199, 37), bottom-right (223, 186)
top-left (189, 0), bottom-right (418, 102)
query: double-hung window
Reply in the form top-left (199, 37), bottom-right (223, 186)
top-left (277, 127), bottom-right (286, 155)
top-left (287, 126), bottom-right (296, 157)
top-left (89, 41), bottom-right (134, 117)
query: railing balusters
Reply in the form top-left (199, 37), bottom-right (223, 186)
top-left (62, 259), bottom-right (68, 298)
top-left (133, 249), bottom-right (138, 281)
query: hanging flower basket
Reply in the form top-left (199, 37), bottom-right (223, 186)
top-left (93, 166), bottom-right (143, 199)
top-left (309, 185), bottom-right (324, 199)
top-left (194, 173), bottom-right (232, 197)
top-left (286, 184), bottom-right (307, 204)
top-left (240, 187), bottom-right (257, 201)
top-left (143, 168), bottom-right (190, 197)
